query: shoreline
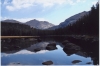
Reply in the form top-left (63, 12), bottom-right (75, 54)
top-left (1, 36), bottom-right (40, 39)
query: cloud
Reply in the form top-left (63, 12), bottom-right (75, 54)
top-left (4, 0), bottom-right (84, 11)
top-left (92, 1), bottom-right (97, 5)
top-left (15, 18), bottom-right (48, 22)
top-left (0, 17), bottom-right (1, 20)
top-left (35, 0), bottom-right (67, 8)
top-left (1, 16), bottom-right (9, 20)
top-left (1, 49), bottom-right (48, 57)
top-left (82, 0), bottom-right (86, 3)
top-left (3, 0), bottom-right (10, 5)
top-left (5, 0), bottom-right (66, 11)
top-left (68, 0), bottom-right (76, 5)
top-left (6, 6), bottom-right (15, 11)
top-left (76, 0), bottom-right (81, 3)
top-left (14, 50), bottom-right (48, 54)
top-left (0, 1), bottom-right (1, 5)
top-left (5, 0), bottom-right (35, 11)
top-left (1, 17), bottom-right (48, 22)
top-left (1, 16), bottom-right (8, 20)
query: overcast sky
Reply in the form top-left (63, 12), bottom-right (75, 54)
top-left (1, 0), bottom-right (98, 25)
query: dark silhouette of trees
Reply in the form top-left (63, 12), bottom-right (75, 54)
top-left (47, 2), bottom-right (99, 36)
top-left (1, 22), bottom-right (40, 36)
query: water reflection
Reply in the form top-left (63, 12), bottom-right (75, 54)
top-left (1, 39), bottom-right (38, 53)
top-left (2, 49), bottom-right (48, 57)
top-left (27, 42), bottom-right (49, 52)
top-left (1, 38), bottom-right (98, 65)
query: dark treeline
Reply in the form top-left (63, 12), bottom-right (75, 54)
top-left (1, 3), bottom-right (99, 36)
top-left (1, 22), bottom-right (54, 36)
top-left (1, 22), bottom-right (40, 36)
top-left (43, 2), bottom-right (99, 36)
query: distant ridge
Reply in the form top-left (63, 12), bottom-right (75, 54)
top-left (1, 19), bottom-right (22, 23)
top-left (48, 11), bottom-right (89, 30)
top-left (1, 19), bottom-right (55, 30)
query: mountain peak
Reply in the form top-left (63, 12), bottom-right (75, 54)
top-left (28, 19), bottom-right (39, 22)
top-left (25, 19), bottom-right (55, 29)
top-left (33, 19), bottom-right (38, 21)
top-left (60, 11), bottom-right (89, 26)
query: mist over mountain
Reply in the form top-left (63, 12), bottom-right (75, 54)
top-left (25, 19), bottom-right (55, 29)
top-left (1, 19), bottom-right (55, 30)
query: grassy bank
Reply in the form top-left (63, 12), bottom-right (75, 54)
top-left (1, 36), bottom-right (40, 39)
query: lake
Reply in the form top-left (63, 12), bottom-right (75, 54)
top-left (1, 37), bottom-right (98, 65)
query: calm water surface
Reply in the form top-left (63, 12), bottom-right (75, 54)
top-left (1, 38), bottom-right (95, 65)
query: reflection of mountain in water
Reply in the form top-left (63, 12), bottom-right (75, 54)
top-left (27, 42), bottom-right (49, 52)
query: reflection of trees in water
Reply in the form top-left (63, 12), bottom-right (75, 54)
top-left (80, 44), bottom-right (99, 65)
top-left (41, 36), bottom-right (67, 42)
top-left (62, 43), bottom-right (99, 65)
top-left (59, 36), bottom-right (99, 65)
top-left (68, 36), bottom-right (99, 65)
top-left (26, 42), bottom-right (49, 52)
top-left (1, 38), bottom-right (38, 52)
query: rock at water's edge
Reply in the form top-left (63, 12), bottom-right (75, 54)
top-left (42, 61), bottom-right (53, 65)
